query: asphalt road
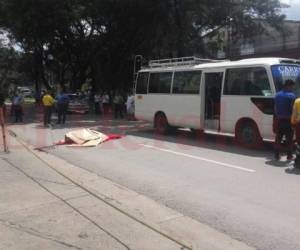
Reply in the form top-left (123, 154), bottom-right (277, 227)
top-left (22, 119), bottom-right (300, 250)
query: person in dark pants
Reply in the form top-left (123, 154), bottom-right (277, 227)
top-left (94, 92), bottom-right (102, 115)
top-left (274, 79), bottom-right (296, 161)
top-left (42, 91), bottom-right (55, 127)
top-left (12, 92), bottom-right (23, 123)
top-left (56, 91), bottom-right (70, 124)
top-left (113, 91), bottom-right (124, 119)
top-left (102, 91), bottom-right (110, 115)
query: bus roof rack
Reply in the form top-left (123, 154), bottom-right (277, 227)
top-left (279, 59), bottom-right (300, 65)
top-left (148, 56), bottom-right (227, 68)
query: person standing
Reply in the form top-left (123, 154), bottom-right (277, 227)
top-left (42, 90), bottom-right (55, 127)
top-left (56, 90), bottom-right (70, 124)
top-left (291, 96), bottom-right (300, 168)
top-left (12, 92), bottom-right (24, 123)
top-left (126, 91), bottom-right (135, 120)
top-left (94, 92), bottom-right (102, 115)
top-left (87, 90), bottom-right (94, 114)
top-left (102, 91), bottom-right (110, 115)
top-left (113, 91), bottom-right (124, 119)
top-left (274, 79), bottom-right (296, 161)
top-left (34, 90), bottom-right (41, 105)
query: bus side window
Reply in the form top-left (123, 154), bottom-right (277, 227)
top-left (243, 80), bottom-right (263, 95)
top-left (254, 69), bottom-right (272, 96)
top-left (149, 72), bottom-right (172, 94)
top-left (173, 71), bottom-right (201, 94)
top-left (136, 72), bottom-right (149, 94)
top-left (231, 79), bottom-right (241, 95)
top-left (224, 67), bottom-right (271, 96)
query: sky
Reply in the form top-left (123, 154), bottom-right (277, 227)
top-left (281, 0), bottom-right (300, 20)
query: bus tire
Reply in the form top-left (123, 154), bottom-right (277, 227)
top-left (235, 120), bottom-right (263, 148)
top-left (154, 112), bottom-right (169, 135)
top-left (191, 129), bottom-right (204, 139)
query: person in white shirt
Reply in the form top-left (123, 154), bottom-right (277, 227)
top-left (102, 92), bottom-right (110, 115)
top-left (126, 91), bottom-right (135, 120)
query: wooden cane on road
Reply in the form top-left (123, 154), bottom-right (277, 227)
top-left (0, 107), bottom-right (8, 152)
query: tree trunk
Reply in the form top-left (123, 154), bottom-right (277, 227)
top-left (34, 47), bottom-right (51, 90)
top-left (173, 0), bottom-right (185, 57)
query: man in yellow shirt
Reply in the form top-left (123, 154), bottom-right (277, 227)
top-left (291, 98), bottom-right (300, 168)
top-left (42, 91), bottom-right (55, 127)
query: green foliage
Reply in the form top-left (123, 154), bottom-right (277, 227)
top-left (0, 0), bottom-right (285, 91)
top-left (0, 43), bottom-right (20, 97)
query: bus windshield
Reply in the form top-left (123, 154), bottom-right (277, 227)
top-left (272, 65), bottom-right (300, 96)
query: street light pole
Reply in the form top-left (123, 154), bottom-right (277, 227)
top-left (47, 54), bottom-right (54, 88)
top-left (133, 55), bottom-right (142, 89)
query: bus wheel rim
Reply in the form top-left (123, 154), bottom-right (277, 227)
top-left (242, 126), bottom-right (255, 144)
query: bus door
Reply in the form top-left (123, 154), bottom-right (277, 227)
top-left (203, 72), bottom-right (223, 131)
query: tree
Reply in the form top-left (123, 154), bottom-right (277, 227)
top-left (0, 0), bottom-right (286, 92)
top-left (0, 0), bottom-right (78, 91)
top-left (0, 39), bottom-right (20, 97)
top-left (153, 0), bottom-right (286, 57)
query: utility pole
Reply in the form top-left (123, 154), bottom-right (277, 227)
top-left (133, 55), bottom-right (142, 89)
top-left (0, 107), bottom-right (8, 153)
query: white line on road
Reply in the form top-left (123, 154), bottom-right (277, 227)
top-left (141, 144), bottom-right (256, 173)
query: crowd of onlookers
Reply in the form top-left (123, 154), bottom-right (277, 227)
top-left (3, 87), bottom-right (136, 126)
top-left (87, 90), bottom-right (135, 120)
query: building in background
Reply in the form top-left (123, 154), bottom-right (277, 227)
top-left (205, 20), bottom-right (300, 60)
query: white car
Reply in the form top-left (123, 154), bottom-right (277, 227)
top-left (17, 87), bottom-right (32, 97)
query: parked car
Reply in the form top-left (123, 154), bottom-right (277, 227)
top-left (17, 87), bottom-right (32, 98)
top-left (67, 93), bottom-right (89, 114)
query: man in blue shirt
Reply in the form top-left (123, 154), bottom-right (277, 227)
top-left (12, 92), bottom-right (23, 123)
top-left (274, 79), bottom-right (296, 160)
top-left (56, 90), bottom-right (70, 124)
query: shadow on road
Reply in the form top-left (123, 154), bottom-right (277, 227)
top-left (265, 159), bottom-right (293, 168)
top-left (285, 167), bottom-right (300, 175)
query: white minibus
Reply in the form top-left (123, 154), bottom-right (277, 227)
top-left (135, 57), bottom-right (300, 147)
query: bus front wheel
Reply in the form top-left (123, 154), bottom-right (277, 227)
top-left (154, 113), bottom-right (169, 135)
top-left (235, 121), bottom-right (262, 148)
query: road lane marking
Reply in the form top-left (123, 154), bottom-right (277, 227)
top-left (141, 144), bottom-right (256, 173)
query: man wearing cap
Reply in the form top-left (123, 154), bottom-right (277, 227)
top-left (274, 79), bottom-right (296, 161)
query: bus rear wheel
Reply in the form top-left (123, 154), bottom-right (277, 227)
top-left (235, 121), bottom-right (262, 148)
top-left (154, 113), bottom-right (169, 135)
top-left (191, 129), bottom-right (204, 139)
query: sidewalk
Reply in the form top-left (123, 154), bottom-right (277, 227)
top-left (0, 135), bottom-right (185, 250)
top-left (0, 121), bottom-right (255, 250)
